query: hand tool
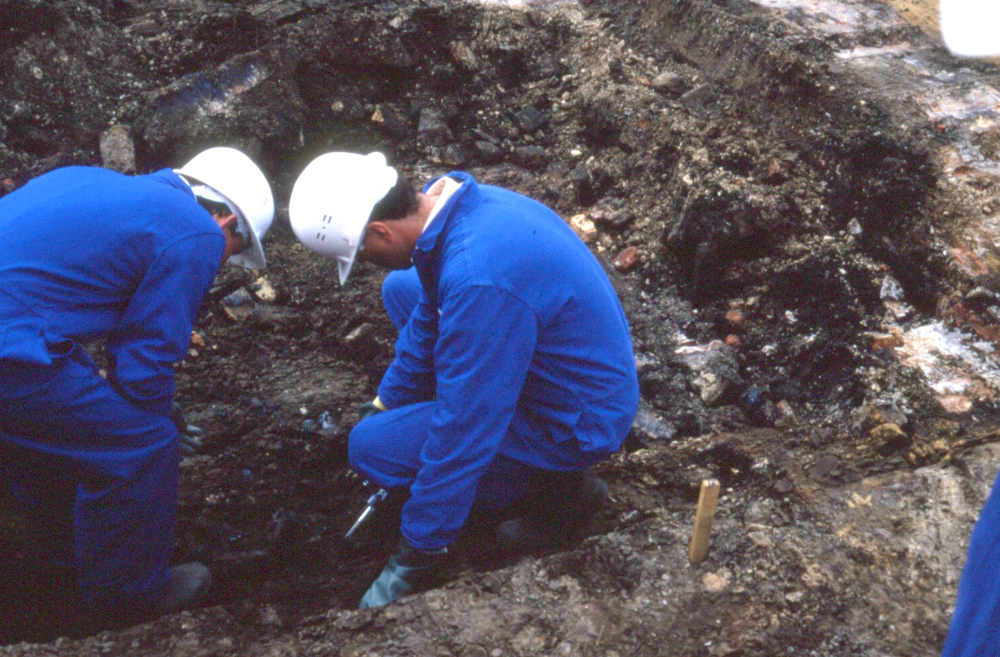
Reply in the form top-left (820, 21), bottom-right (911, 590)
top-left (345, 485), bottom-right (389, 540)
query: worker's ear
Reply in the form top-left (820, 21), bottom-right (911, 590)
top-left (218, 213), bottom-right (239, 231)
top-left (365, 221), bottom-right (393, 244)
top-left (211, 213), bottom-right (239, 234)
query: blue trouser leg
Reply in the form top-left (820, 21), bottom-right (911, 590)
top-left (942, 468), bottom-right (1000, 657)
top-left (349, 401), bottom-right (532, 512)
top-left (3, 451), bottom-right (77, 567)
top-left (382, 267), bottom-right (422, 331)
top-left (0, 349), bottom-right (178, 611)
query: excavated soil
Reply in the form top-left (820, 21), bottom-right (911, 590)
top-left (2, 0), bottom-right (1000, 655)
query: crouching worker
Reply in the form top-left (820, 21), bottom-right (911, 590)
top-left (0, 147), bottom-right (274, 627)
top-left (289, 152), bottom-right (639, 609)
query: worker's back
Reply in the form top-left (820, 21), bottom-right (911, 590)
top-left (0, 167), bottom-right (224, 404)
top-left (414, 173), bottom-right (640, 468)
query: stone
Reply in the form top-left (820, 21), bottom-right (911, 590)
top-left (222, 288), bottom-right (253, 308)
top-left (417, 107), bottom-right (453, 145)
top-left (344, 323), bottom-right (374, 345)
top-left (680, 83), bottom-right (717, 111)
top-left (371, 103), bottom-right (410, 140)
top-left (674, 340), bottom-right (744, 406)
top-left (569, 163), bottom-right (591, 185)
top-left (774, 478), bottom-right (795, 494)
top-left (257, 604), bottom-right (283, 627)
top-left (650, 71), bottom-right (686, 96)
top-left (443, 144), bottom-right (468, 167)
top-left (138, 48), bottom-right (303, 154)
top-left (740, 384), bottom-right (774, 424)
top-left (631, 401), bottom-right (676, 443)
top-left (763, 158), bottom-right (784, 183)
top-left (811, 455), bottom-right (840, 479)
top-left (881, 274), bottom-right (905, 301)
top-left (129, 19), bottom-right (160, 36)
top-left (99, 125), bottom-right (136, 174)
top-left (451, 41), bottom-right (479, 72)
top-left (514, 106), bottom-right (548, 133)
top-left (588, 197), bottom-right (634, 227)
top-left (775, 400), bottom-right (795, 422)
top-left (251, 277), bottom-right (278, 303)
top-left (871, 334), bottom-right (904, 351)
top-left (470, 128), bottom-right (499, 144)
top-left (870, 422), bottom-right (911, 452)
top-left (569, 214), bottom-right (597, 243)
top-left (614, 246), bottom-right (640, 271)
top-left (515, 145), bottom-right (548, 170)
top-left (223, 305), bottom-right (253, 322)
top-left (250, 1), bottom-right (307, 23)
top-left (474, 140), bottom-right (502, 163)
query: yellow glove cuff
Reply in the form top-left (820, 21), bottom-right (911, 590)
top-left (372, 397), bottom-right (387, 412)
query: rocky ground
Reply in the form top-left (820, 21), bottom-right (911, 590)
top-left (2, 0), bottom-right (1000, 654)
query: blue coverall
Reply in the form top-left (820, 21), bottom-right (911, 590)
top-left (0, 167), bottom-right (224, 610)
top-left (942, 468), bottom-right (1000, 656)
top-left (349, 172), bottom-right (639, 552)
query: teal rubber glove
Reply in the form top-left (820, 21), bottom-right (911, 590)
top-left (359, 538), bottom-right (447, 609)
top-left (170, 401), bottom-right (204, 456)
top-left (357, 396), bottom-right (387, 422)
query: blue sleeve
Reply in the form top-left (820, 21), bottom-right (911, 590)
top-left (377, 286), bottom-right (439, 408)
top-left (400, 284), bottom-right (537, 551)
top-left (106, 233), bottom-right (223, 415)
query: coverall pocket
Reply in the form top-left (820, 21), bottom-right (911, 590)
top-left (45, 337), bottom-right (96, 379)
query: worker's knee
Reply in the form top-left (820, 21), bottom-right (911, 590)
top-left (348, 403), bottom-right (434, 487)
top-left (347, 418), bottom-right (376, 475)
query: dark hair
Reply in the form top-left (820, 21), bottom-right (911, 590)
top-left (368, 172), bottom-right (418, 223)
top-left (196, 196), bottom-right (232, 217)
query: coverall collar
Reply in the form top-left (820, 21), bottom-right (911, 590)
top-left (420, 176), bottom-right (462, 235)
top-left (414, 172), bottom-right (479, 256)
top-left (150, 168), bottom-right (198, 198)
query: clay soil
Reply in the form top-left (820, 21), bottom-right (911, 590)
top-left (2, 0), bottom-right (1000, 655)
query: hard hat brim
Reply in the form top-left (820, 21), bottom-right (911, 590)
top-left (228, 216), bottom-right (267, 270)
top-left (338, 253), bottom-right (355, 286)
top-left (187, 181), bottom-right (267, 270)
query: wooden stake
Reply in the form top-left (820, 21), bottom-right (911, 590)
top-left (688, 479), bottom-right (721, 565)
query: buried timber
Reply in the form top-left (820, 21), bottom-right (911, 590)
top-left (1, 0), bottom-right (1000, 654)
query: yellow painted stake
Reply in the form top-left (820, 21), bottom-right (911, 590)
top-left (688, 479), bottom-right (721, 565)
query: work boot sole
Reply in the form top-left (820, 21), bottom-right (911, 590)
top-left (152, 562), bottom-right (212, 616)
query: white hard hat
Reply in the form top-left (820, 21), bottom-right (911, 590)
top-left (175, 146), bottom-right (275, 270)
top-left (288, 152), bottom-right (398, 285)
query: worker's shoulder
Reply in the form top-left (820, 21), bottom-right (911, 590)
top-left (27, 166), bottom-right (188, 202)
top-left (19, 165), bottom-right (120, 192)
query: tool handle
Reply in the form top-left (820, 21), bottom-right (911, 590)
top-left (367, 487), bottom-right (389, 506)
